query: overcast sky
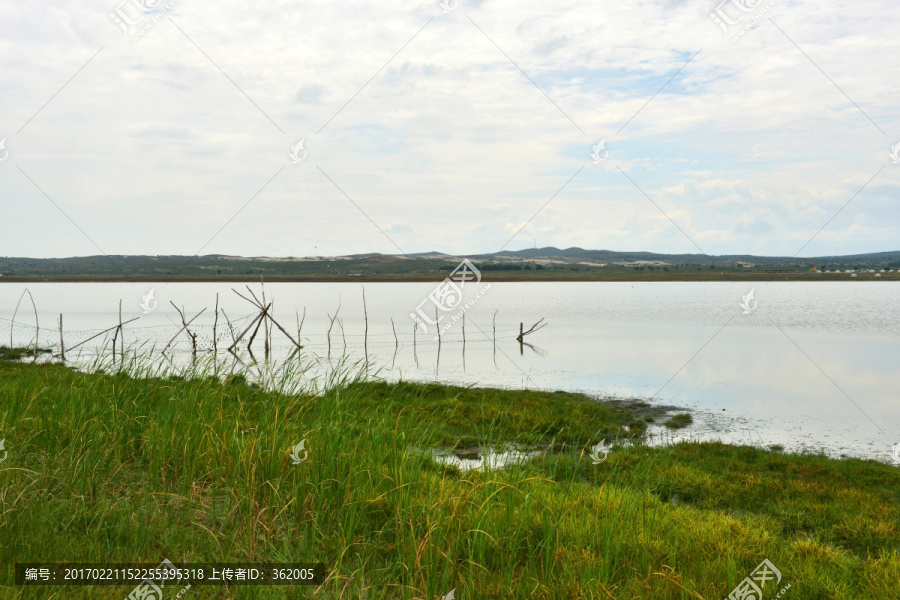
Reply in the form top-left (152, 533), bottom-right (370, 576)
top-left (1, 0), bottom-right (898, 259)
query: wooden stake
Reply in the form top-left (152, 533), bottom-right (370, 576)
top-left (362, 287), bottom-right (368, 365)
top-left (232, 286), bottom-right (300, 351)
top-left (492, 311), bottom-right (497, 349)
top-left (493, 310), bottom-right (498, 367)
top-left (413, 322), bottom-right (418, 367)
top-left (260, 277), bottom-right (270, 357)
top-left (69, 318), bottom-right (140, 352)
top-left (33, 296), bottom-right (39, 361)
top-left (59, 313), bottom-right (64, 362)
top-left (326, 301), bottom-right (341, 360)
top-left (390, 318), bottom-right (398, 370)
top-left (10, 289), bottom-right (39, 357)
top-left (516, 318), bottom-right (546, 342)
top-left (266, 312), bottom-right (301, 349)
top-left (112, 319), bottom-right (118, 361)
top-left (296, 307), bottom-right (306, 345)
top-left (222, 309), bottom-right (236, 345)
top-left (435, 307), bottom-right (441, 371)
top-left (119, 300), bottom-right (124, 357)
top-left (390, 318), bottom-right (398, 352)
top-left (462, 313), bottom-right (466, 349)
top-left (516, 318), bottom-right (546, 355)
top-left (226, 310), bottom-right (260, 352)
top-left (247, 307), bottom-right (267, 353)
top-left (462, 312), bottom-right (466, 369)
top-left (163, 306), bottom-right (206, 354)
top-left (213, 293), bottom-right (219, 354)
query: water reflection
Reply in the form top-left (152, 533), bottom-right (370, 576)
top-left (1, 281), bottom-right (898, 461)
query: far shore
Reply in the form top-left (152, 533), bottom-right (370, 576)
top-left (2, 272), bottom-right (897, 283)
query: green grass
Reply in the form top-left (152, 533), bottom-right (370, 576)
top-left (0, 346), bottom-right (50, 361)
top-left (664, 413), bottom-right (693, 430)
top-left (1, 358), bottom-right (898, 599)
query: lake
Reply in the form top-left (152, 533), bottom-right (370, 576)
top-left (2, 280), bottom-right (898, 462)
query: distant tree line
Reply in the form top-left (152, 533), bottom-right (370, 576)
top-left (440, 262), bottom-right (546, 272)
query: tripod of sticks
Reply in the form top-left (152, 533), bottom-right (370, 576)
top-left (227, 282), bottom-right (302, 359)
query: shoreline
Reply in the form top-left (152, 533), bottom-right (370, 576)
top-left (1, 360), bottom-right (897, 597)
top-left (1, 273), bottom-right (897, 283)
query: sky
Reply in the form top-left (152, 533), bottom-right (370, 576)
top-left (0, 0), bottom-right (898, 259)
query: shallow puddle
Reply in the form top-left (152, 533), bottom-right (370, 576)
top-left (430, 444), bottom-right (546, 472)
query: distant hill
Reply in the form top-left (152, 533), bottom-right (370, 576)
top-left (1, 248), bottom-right (898, 281)
top-left (489, 247), bottom-right (900, 263)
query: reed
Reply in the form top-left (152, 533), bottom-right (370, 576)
top-left (0, 352), bottom-right (897, 599)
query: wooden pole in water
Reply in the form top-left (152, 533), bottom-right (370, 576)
top-left (296, 307), bottom-right (306, 347)
top-left (493, 310), bottom-right (498, 367)
top-left (326, 300), bottom-right (341, 360)
top-left (516, 318), bottom-right (546, 355)
top-left (461, 313), bottom-right (466, 369)
top-left (435, 307), bottom-right (441, 370)
top-left (213, 293), bottom-right (219, 354)
top-left (390, 317), bottom-right (398, 369)
top-left (270, 300), bottom-right (275, 354)
top-left (260, 277), bottom-right (270, 358)
top-left (59, 314), bottom-right (64, 362)
top-left (69, 318), bottom-right (140, 352)
top-left (362, 287), bottom-right (368, 365)
top-left (34, 298), bottom-right (39, 361)
top-left (224, 309), bottom-right (256, 352)
top-left (413, 322), bottom-right (418, 367)
top-left (391, 318), bottom-right (398, 353)
top-left (462, 313), bottom-right (466, 350)
top-left (248, 308), bottom-right (266, 353)
top-left (10, 289), bottom-right (38, 356)
top-left (117, 300), bottom-right (124, 359)
top-left (112, 302), bottom-right (120, 361)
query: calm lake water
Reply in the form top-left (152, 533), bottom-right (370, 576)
top-left (2, 281), bottom-right (898, 462)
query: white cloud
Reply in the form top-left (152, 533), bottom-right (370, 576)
top-left (0, 0), bottom-right (898, 258)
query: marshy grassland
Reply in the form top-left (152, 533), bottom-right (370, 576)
top-left (1, 355), bottom-right (898, 599)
